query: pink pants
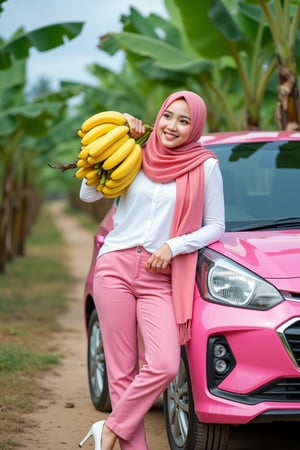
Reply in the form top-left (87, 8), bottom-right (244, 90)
top-left (93, 246), bottom-right (180, 450)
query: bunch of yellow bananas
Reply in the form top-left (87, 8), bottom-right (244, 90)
top-left (74, 111), bottom-right (152, 198)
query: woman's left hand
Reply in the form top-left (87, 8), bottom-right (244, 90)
top-left (147, 243), bottom-right (173, 271)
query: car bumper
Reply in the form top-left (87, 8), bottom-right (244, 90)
top-left (187, 293), bottom-right (300, 425)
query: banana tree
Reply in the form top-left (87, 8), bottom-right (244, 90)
top-left (249, 0), bottom-right (300, 130)
top-left (99, 7), bottom-right (229, 129)
top-left (98, 1), bottom-right (297, 130)
top-left (0, 13), bottom-right (84, 272)
top-left (0, 63), bottom-right (80, 271)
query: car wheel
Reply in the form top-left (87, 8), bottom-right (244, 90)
top-left (164, 347), bottom-right (230, 450)
top-left (87, 308), bottom-right (111, 412)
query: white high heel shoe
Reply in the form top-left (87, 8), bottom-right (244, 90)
top-left (78, 420), bottom-right (105, 449)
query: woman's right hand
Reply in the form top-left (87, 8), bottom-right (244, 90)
top-left (123, 113), bottom-right (145, 140)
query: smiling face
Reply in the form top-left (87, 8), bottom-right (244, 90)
top-left (157, 99), bottom-right (191, 149)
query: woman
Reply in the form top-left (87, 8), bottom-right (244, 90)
top-left (78, 90), bottom-right (225, 450)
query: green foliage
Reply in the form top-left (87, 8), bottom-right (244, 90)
top-left (98, 0), bottom-right (299, 131)
top-left (0, 102), bottom-right (64, 136)
top-left (0, 0), bottom-right (7, 15)
top-left (0, 346), bottom-right (63, 373)
top-left (102, 31), bottom-right (210, 74)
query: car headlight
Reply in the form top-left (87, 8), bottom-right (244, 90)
top-left (197, 248), bottom-right (284, 310)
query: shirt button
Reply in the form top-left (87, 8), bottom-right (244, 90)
top-left (136, 246), bottom-right (142, 253)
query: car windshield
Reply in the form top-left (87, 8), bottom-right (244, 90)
top-left (206, 140), bottom-right (300, 231)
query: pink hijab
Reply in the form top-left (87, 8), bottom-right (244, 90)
top-left (143, 91), bottom-right (217, 344)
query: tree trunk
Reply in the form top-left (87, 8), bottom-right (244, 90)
top-left (0, 203), bottom-right (7, 273)
top-left (275, 55), bottom-right (300, 131)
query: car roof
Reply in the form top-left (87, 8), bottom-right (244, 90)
top-left (201, 130), bottom-right (300, 145)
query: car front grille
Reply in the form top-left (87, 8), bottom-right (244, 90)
top-left (251, 378), bottom-right (300, 401)
top-left (277, 319), bottom-right (300, 368)
top-left (283, 320), bottom-right (300, 366)
top-left (250, 319), bottom-right (300, 402)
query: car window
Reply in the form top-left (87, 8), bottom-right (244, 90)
top-left (206, 140), bottom-right (300, 230)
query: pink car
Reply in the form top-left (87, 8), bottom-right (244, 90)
top-left (83, 131), bottom-right (300, 450)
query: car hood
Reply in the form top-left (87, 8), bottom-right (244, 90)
top-left (211, 230), bottom-right (300, 286)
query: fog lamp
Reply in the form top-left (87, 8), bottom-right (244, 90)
top-left (215, 359), bottom-right (228, 374)
top-left (213, 343), bottom-right (227, 358)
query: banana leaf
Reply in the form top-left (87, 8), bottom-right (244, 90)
top-left (0, 22), bottom-right (84, 70)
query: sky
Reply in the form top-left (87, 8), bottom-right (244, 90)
top-left (1, 0), bottom-right (168, 89)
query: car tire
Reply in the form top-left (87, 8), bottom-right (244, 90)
top-left (164, 347), bottom-right (230, 450)
top-left (87, 308), bottom-right (111, 412)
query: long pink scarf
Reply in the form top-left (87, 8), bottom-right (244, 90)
top-left (142, 91), bottom-right (217, 344)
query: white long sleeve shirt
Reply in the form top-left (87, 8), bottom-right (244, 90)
top-left (79, 158), bottom-right (225, 258)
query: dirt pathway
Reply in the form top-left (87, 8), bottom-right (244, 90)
top-left (21, 200), bottom-right (168, 450)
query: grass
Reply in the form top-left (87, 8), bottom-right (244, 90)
top-left (0, 202), bottom-right (78, 449)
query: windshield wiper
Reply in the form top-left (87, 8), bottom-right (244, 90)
top-left (231, 217), bottom-right (300, 231)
